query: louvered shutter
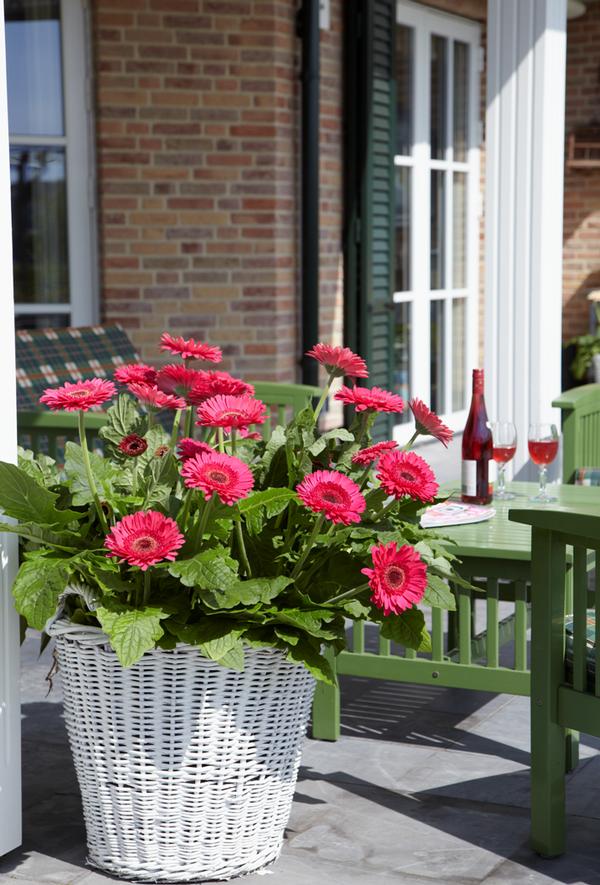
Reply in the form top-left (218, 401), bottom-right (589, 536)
top-left (344, 0), bottom-right (396, 441)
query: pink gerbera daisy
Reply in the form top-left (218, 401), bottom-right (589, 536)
top-left (105, 511), bottom-right (185, 571)
top-left (196, 394), bottom-right (267, 433)
top-left (296, 470), bottom-right (366, 525)
top-left (39, 378), bottom-right (116, 412)
top-left (127, 382), bottom-right (187, 411)
top-left (114, 363), bottom-right (157, 385)
top-left (305, 343), bottom-right (369, 379)
top-left (361, 541), bottom-right (427, 616)
top-left (118, 434), bottom-right (148, 457)
top-left (181, 451), bottom-right (254, 505)
top-left (377, 450), bottom-right (438, 503)
top-left (156, 364), bottom-right (203, 400)
top-left (187, 370), bottom-right (255, 404)
top-left (160, 332), bottom-right (222, 363)
top-left (176, 438), bottom-right (215, 461)
top-left (351, 440), bottom-right (398, 467)
top-left (409, 398), bottom-right (453, 447)
top-left (335, 385), bottom-right (405, 414)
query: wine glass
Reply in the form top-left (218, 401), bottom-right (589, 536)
top-left (490, 421), bottom-right (517, 500)
top-left (528, 423), bottom-right (559, 503)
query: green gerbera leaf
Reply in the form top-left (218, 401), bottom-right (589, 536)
top-left (12, 557), bottom-right (71, 630)
top-left (168, 548), bottom-right (239, 590)
top-left (380, 607), bottom-right (431, 652)
top-left (0, 461), bottom-right (81, 527)
top-left (96, 605), bottom-right (168, 668)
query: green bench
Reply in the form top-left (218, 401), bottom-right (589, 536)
top-left (553, 383), bottom-right (600, 484)
top-left (510, 505), bottom-right (600, 858)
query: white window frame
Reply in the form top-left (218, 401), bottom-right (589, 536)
top-left (10, 0), bottom-right (97, 327)
top-left (394, 0), bottom-right (480, 443)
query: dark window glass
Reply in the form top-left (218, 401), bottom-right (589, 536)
top-left (395, 166), bottom-right (411, 292)
top-left (453, 41), bottom-right (469, 162)
top-left (394, 301), bottom-right (411, 424)
top-left (452, 298), bottom-right (466, 411)
top-left (396, 25), bottom-right (413, 156)
top-left (430, 300), bottom-right (445, 414)
top-left (430, 35), bottom-right (447, 159)
top-left (430, 170), bottom-right (445, 290)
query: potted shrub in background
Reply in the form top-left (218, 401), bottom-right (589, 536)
top-left (0, 335), bottom-right (462, 882)
top-left (568, 291), bottom-right (600, 383)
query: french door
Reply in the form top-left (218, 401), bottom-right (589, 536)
top-left (393, 1), bottom-right (480, 439)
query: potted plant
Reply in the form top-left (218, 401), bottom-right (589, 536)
top-left (569, 296), bottom-right (600, 383)
top-left (0, 335), bottom-right (461, 882)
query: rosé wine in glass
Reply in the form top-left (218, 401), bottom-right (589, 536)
top-left (490, 422), bottom-right (517, 500)
top-left (528, 424), bottom-right (559, 502)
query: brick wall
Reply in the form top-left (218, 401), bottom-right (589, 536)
top-left (93, 0), bottom-right (304, 380)
top-left (562, 4), bottom-right (600, 342)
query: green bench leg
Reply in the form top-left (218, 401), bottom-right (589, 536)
top-left (311, 649), bottom-right (340, 741)
top-left (565, 729), bottom-right (579, 772)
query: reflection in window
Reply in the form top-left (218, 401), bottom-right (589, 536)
top-left (452, 298), bottom-right (466, 411)
top-left (15, 312), bottom-right (70, 329)
top-left (453, 172), bottom-right (467, 288)
top-left (430, 170), bottom-right (445, 290)
top-left (10, 146), bottom-right (69, 304)
top-left (396, 25), bottom-right (413, 156)
top-left (5, 0), bottom-right (64, 137)
top-left (394, 302), bottom-right (411, 424)
top-left (430, 35), bottom-right (447, 160)
top-left (430, 300), bottom-right (445, 414)
top-left (453, 41), bottom-right (469, 162)
top-left (395, 166), bottom-right (411, 292)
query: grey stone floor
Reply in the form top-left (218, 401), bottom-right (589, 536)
top-left (3, 634), bottom-right (600, 885)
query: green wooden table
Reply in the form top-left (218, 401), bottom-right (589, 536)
top-left (312, 481), bottom-right (600, 741)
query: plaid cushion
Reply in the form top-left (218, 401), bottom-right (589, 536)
top-left (16, 325), bottom-right (139, 410)
top-left (565, 611), bottom-right (596, 686)
top-left (575, 467), bottom-right (600, 486)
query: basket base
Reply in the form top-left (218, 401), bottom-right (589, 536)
top-left (87, 841), bottom-right (283, 883)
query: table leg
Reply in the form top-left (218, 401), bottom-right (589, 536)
top-left (311, 648), bottom-right (340, 741)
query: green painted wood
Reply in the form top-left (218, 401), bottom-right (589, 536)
top-left (379, 636), bottom-right (391, 656)
top-left (557, 685), bottom-right (600, 736)
top-left (553, 384), bottom-right (600, 484)
top-left (572, 548), bottom-right (588, 692)
top-left (252, 381), bottom-right (320, 440)
top-left (431, 607), bottom-right (444, 661)
top-left (311, 646), bottom-right (340, 741)
top-left (458, 587), bottom-right (472, 665)
top-left (353, 621), bottom-right (365, 654)
top-left (515, 581), bottom-right (528, 672)
top-left (486, 580), bottom-right (499, 668)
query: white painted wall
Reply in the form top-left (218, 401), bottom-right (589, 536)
top-left (485, 0), bottom-right (567, 479)
top-left (0, 0), bottom-right (21, 856)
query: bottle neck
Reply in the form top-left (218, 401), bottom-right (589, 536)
top-left (472, 370), bottom-right (484, 395)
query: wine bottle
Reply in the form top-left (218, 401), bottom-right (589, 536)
top-left (461, 368), bottom-right (492, 504)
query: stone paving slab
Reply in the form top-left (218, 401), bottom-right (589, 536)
top-left (2, 636), bottom-right (600, 885)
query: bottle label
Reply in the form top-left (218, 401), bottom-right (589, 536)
top-left (462, 460), bottom-right (477, 497)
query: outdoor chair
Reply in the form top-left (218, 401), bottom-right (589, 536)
top-left (553, 384), bottom-right (600, 484)
top-left (509, 504), bottom-right (600, 858)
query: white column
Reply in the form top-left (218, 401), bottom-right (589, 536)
top-left (485, 0), bottom-right (567, 478)
top-left (0, 3), bottom-right (21, 857)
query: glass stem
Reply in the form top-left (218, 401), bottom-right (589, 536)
top-left (497, 464), bottom-right (505, 495)
top-left (539, 465), bottom-right (547, 498)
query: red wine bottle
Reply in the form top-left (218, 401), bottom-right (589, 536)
top-left (461, 369), bottom-right (492, 504)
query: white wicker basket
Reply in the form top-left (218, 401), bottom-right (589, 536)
top-left (49, 620), bottom-right (315, 882)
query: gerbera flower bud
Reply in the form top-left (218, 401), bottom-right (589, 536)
top-left (118, 434), bottom-right (148, 457)
top-left (305, 343), bottom-right (369, 379)
top-left (376, 451), bottom-right (438, 503)
top-left (296, 470), bottom-right (366, 525)
top-left (105, 511), bottom-right (185, 571)
top-left (160, 332), bottom-right (222, 363)
top-left (181, 451), bottom-right (254, 505)
top-left (195, 394), bottom-right (267, 433)
top-left (39, 378), bottom-right (116, 412)
top-left (409, 398), bottom-right (453, 447)
top-left (334, 385), bottom-right (404, 414)
top-left (361, 541), bottom-right (427, 616)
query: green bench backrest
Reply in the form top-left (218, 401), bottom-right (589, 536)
top-left (553, 384), bottom-right (600, 484)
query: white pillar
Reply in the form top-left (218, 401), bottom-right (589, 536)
top-left (485, 0), bottom-right (567, 478)
top-left (0, 3), bottom-right (21, 857)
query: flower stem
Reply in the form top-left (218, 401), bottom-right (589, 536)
top-left (177, 487), bottom-right (194, 531)
top-left (194, 493), bottom-right (214, 551)
top-left (328, 582), bottom-right (370, 605)
top-left (170, 409), bottom-right (182, 449)
top-left (132, 459), bottom-right (138, 497)
top-left (217, 427), bottom-right (225, 454)
top-left (358, 465), bottom-right (372, 491)
top-left (143, 570), bottom-right (152, 605)
top-left (403, 430), bottom-right (420, 452)
top-left (375, 497), bottom-right (399, 522)
top-left (231, 428), bottom-right (237, 456)
top-left (312, 373), bottom-right (334, 424)
top-left (183, 406), bottom-right (193, 439)
top-left (235, 511), bottom-right (252, 578)
top-left (291, 513), bottom-right (325, 581)
top-left (77, 411), bottom-right (109, 533)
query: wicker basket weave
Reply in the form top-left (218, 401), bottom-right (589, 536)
top-left (49, 620), bottom-right (315, 882)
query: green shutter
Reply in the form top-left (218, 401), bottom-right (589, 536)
top-left (344, 0), bottom-right (396, 441)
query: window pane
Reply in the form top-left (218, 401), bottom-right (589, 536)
top-left (452, 298), bottom-right (466, 411)
top-left (430, 170), bottom-right (445, 290)
top-left (430, 35), bottom-right (447, 160)
top-left (5, 0), bottom-right (64, 137)
top-left (395, 166), bottom-right (411, 292)
top-left (453, 172), bottom-right (467, 288)
top-left (396, 25), bottom-right (413, 156)
top-left (394, 302), bottom-right (411, 424)
top-left (430, 300), bottom-right (445, 414)
top-left (15, 311), bottom-right (69, 329)
top-left (11, 146), bottom-right (69, 304)
top-left (453, 41), bottom-right (469, 162)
